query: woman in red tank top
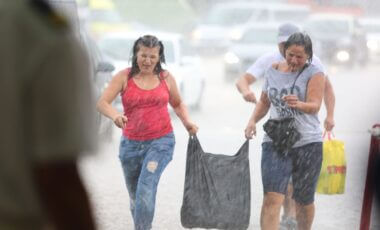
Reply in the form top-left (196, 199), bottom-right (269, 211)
top-left (97, 35), bottom-right (198, 230)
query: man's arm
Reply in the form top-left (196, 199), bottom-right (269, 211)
top-left (236, 73), bottom-right (257, 103)
top-left (33, 160), bottom-right (96, 230)
top-left (236, 52), bottom-right (273, 103)
top-left (324, 76), bottom-right (335, 131)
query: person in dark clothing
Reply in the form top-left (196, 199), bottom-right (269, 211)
top-left (0, 0), bottom-right (97, 229)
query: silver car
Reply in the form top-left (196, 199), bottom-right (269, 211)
top-left (81, 32), bottom-right (116, 142)
top-left (359, 17), bottom-right (380, 62)
top-left (304, 13), bottom-right (369, 67)
top-left (190, 2), bottom-right (310, 54)
top-left (49, 0), bottom-right (116, 141)
top-left (223, 23), bottom-right (279, 81)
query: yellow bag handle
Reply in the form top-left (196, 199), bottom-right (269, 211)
top-left (323, 130), bottom-right (335, 140)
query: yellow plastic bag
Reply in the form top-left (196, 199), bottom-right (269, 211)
top-left (316, 132), bottom-right (346, 194)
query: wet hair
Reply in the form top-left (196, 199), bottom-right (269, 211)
top-left (283, 32), bottom-right (313, 64)
top-left (129, 35), bottom-right (165, 78)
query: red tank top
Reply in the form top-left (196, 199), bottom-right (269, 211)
top-left (120, 70), bottom-right (173, 140)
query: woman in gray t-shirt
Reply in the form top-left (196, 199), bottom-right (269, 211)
top-left (244, 32), bottom-right (325, 230)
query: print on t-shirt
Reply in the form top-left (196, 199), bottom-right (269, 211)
top-left (268, 85), bottom-right (302, 118)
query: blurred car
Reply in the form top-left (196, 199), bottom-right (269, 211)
top-left (190, 2), bottom-right (310, 54)
top-left (97, 31), bottom-right (205, 110)
top-left (49, 0), bottom-right (115, 141)
top-left (304, 13), bottom-right (369, 67)
top-left (223, 23), bottom-right (279, 81)
top-left (359, 17), bottom-right (380, 61)
top-left (83, 9), bottom-right (132, 38)
top-left (81, 32), bottom-right (116, 141)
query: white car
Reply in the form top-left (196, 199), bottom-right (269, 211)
top-left (190, 2), bottom-right (310, 54)
top-left (98, 31), bottom-right (205, 110)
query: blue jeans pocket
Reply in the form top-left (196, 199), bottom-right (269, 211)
top-left (152, 132), bottom-right (175, 161)
top-left (119, 136), bottom-right (139, 162)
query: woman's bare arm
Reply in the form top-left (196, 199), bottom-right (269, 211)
top-left (283, 72), bottom-right (325, 114)
top-left (96, 71), bottom-right (126, 121)
top-left (166, 72), bottom-right (198, 135)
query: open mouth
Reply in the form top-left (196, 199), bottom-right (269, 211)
top-left (289, 65), bottom-right (298, 72)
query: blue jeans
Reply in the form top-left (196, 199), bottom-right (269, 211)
top-left (119, 132), bottom-right (175, 230)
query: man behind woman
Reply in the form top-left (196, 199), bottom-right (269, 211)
top-left (0, 0), bottom-right (97, 229)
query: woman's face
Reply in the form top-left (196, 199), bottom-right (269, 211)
top-left (285, 44), bottom-right (309, 72)
top-left (136, 45), bottom-right (160, 74)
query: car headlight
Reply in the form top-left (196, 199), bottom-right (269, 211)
top-left (229, 29), bottom-right (242, 41)
top-left (191, 29), bottom-right (202, 41)
top-left (224, 52), bottom-right (240, 64)
top-left (367, 40), bottom-right (379, 51)
top-left (336, 50), bottom-right (350, 62)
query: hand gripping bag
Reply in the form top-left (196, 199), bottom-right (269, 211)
top-left (316, 132), bottom-right (346, 194)
top-left (180, 135), bottom-right (251, 230)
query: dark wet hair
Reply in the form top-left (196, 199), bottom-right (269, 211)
top-left (284, 32), bottom-right (313, 64)
top-left (128, 35), bottom-right (165, 78)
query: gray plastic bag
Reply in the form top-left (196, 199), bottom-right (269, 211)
top-left (180, 136), bottom-right (251, 230)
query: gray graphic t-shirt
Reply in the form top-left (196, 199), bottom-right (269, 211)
top-left (262, 64), bottom-right (324, 147)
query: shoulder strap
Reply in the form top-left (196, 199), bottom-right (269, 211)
top-left (290, 64), bottom-right (308, 94)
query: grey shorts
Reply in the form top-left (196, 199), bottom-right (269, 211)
top-left (261, 142), bottom-right (322, 205)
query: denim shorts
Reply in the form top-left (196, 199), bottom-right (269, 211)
top-left (261, 142), bottom-right (322, 205)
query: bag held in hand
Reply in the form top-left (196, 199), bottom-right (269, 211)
top-left (263, 117), bottom-right (301, 153)
top-left (180, 135), bottom-right (251, 230)
top-left (316, 133), bottom-right (346, 194)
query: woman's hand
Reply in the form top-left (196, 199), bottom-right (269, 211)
top-left (113, 115), bottom-right (128, 129)
top-left (282, 94), bottom-right (300, 109)
top-left (245, 121), bottom-right (256, 139)
top-left (185, 122), bottom-right (198, 136)
top-left (324, 115), bottom-right (335, 131)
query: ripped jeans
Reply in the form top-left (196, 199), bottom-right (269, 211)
top-left (119, 132), bottom-right (175, 230)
